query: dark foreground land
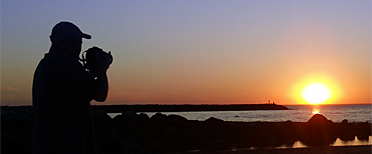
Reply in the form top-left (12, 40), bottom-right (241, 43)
top-left (1, 106), bottom-right (371, 154)
top-left (173, 145), bottom-right (372, 154)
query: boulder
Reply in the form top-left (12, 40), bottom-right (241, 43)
top-left (300, 114), bottom-right (337, 146)
top-left (137, 113), bottom-right (150, 126)
top-left (150, 112), bottom-right (168, 126)
top-left (92, 111), bottom-right (112, 131)
top-left (167, 114), bottom-right (189, 129)
top-left (337, 119), bottom-right (355, 141)
top-left (307, 114), bottom-right (333, 124)
top-left (204, 117), bottom-right (224, 123)
top-left (355, 122), bottom-right (371, 141)
top-left (112, 111), bottom-right (139, 127)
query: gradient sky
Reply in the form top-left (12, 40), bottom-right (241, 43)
top-left (1, 0), bottom-right (371, 106)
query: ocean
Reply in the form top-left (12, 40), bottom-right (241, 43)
top-left (109, 104), bottom-right (371, 123)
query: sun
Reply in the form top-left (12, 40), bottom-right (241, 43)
top-left (291, 74), bottom-right (342, 105)
top-left (301, 82), bottom-right (331, 104)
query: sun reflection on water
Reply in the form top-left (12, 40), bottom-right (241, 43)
top-left (292, 141), bottom-right (307, 148)
top-left (312, 108), bottom-right (320, 115)
top-left (331, 136), bottom-right (372, 146)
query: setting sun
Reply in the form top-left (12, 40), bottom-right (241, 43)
top-left (290, 74), bottom-right (343, 105)
top-left (301, 83), bottom-right (331, 104)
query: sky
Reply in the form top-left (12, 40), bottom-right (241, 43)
top-left (1, 0), bottom-right (371, 106)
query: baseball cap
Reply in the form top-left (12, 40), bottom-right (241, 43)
top-left (50, 21), bottom-right (91, 41)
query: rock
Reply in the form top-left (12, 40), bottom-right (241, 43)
top-left (205, 117), bottom-right (224, 123)
top-left (300, 114), bottom-right (337, 146)
top-left (1, 110), bottom-right (16, 121)
top-left (202, 117), bottom-right (229, 143)
top-left (168, 114), bottom-right (188, 122)
top-left (357, 135), bottom-right (369, 141)
top-left (341, 119), bottom-right (348, 124)
top-left (95, 129), bottom-right (122, 153)
top-left (1, 108), bottom-right (33, 154)
top-left (355, 122), bottom-right (371, 141)
top-left (121, 111), bottom-right (138, 120)
top-left (93, 111), bottom-right (112, 131)
top-left (137, 113), bottom-right (150, 126)
top-left (307, 114), bottom-right (333, 124)
top-left (150, 112), bottom-right (168, 126)
top-left (112, 111), bottom-right (139, 127)
top-left (338, 119), bottom-right (355, 141)
top-left (166, 114), bottom-right (189, 130)
top-left (120, 141), bottom-right (141, 153)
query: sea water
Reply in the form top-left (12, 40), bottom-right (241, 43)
top-left (118, 104), bottom-right (371, 123)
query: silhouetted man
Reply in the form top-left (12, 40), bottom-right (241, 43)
top-left (32, 21), bottom-right (112, 154)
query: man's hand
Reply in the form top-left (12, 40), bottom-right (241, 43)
top-left (86, 47), bottom-right (112, 76)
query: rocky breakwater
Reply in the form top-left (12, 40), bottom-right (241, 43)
top-left (1, 106), bottom-right (371, 154)
top-left (298, 114), bottom-right (371, 146)
top-left (93, 112), bottom-right (371, 153)
top-left (1, 107), bottom-right (34, 154)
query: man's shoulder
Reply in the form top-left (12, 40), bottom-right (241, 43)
top-left (35, 52), bottom-right (88, 79)
top-left (43, 51), bottom-right (83, 67)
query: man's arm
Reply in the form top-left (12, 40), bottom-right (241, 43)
top-left (92, 52), bottom-right (112, 102)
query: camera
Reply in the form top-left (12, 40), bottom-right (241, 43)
top-left (82, 46), bottom-right (113, 71)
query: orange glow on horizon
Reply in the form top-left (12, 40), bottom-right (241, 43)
top-left (291, 74), bottom-right (343, 105)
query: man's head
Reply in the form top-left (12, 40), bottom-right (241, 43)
top-left (50, 21), bottom-right (91, 56)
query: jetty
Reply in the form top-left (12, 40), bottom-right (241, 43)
top-left (91, 104), bottom-right (290, 112)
